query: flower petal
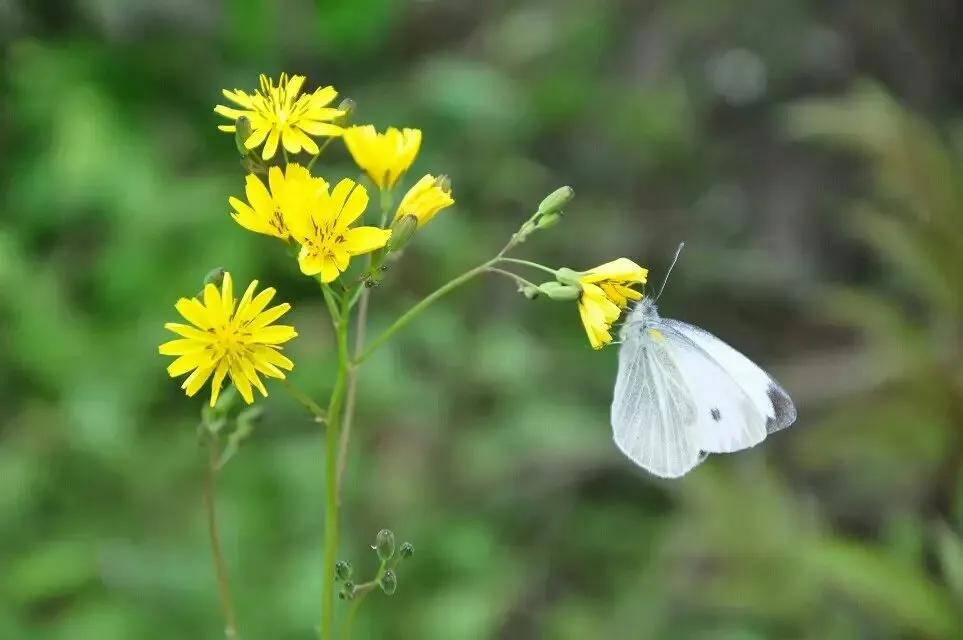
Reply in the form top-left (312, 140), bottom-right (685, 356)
top-left (343, 226), bottom-right (391, 255)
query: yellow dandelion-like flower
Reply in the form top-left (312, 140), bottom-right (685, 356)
top-left (286, 178), bottom-right (392, 282)
top-left (159, 272), bottom-right (298, 406)
top-left (342, 125), bottom-right (421, 190)
top-left (228, 164), bottom-right (327, 240)
top-left (393, 174), bottom-right (454, 227)
top-left (215, 73), bottom-right (344, 160)
top-left (576, 258), bottom-right (648, 350)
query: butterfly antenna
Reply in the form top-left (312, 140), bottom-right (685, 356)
top-left (655, 242), bottom-right (685, 301)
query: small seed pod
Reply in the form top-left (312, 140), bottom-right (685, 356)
top-left (335, 560), bottom-right (353, 582)
top-left (375, 529), bottom-right (395, 561)
top-left (399, 542), bottom-right (414, 559)
top-left (340, 581), bottom-right (356, 600)
top-left (380, 570), bottom-right (397, 595)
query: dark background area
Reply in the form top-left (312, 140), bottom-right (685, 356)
top-left (2, 1), bottom-right (963, 638)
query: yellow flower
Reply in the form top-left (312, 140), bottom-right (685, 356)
top-left (215, 73), bottom-right (344, 160)
top-left (576, 258), bottom-right (648, 350)
top-left (159, 273), bottom-right (297, 406)
top-left (394, 174), bottom-right (454, 227)
top-left (285, 178), bottom-right (392, 282)
top-left (342, 126), bottom-right (421, 189)
top-left (228, 164), bottom-right (327, 240)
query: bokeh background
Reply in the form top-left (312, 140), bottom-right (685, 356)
top-left (3, 1), bottom-right (963, 638)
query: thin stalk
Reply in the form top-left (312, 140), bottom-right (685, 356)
top-left (340, 558), bottom-right (389, 639)
top-left (281, 379), bottom-right (327, 423)
top-left (486, 266), bottom-right (538, 289)
top-left (353, 261), bottom-right (490, 366)
top-left (496, 256), bottom-right (558, 276)
top-left (204, 441), bottom-right (239, 639)
top-left (336, 289), bottom-right (366, 501)
top-left (354, 228), bottom-right (523, 366)
top-left (335, 188), bottom-right (393, 499)
top-left (320, 295), bottom-right (351, 639)
top-left (307, 136), bottom-right (337, 171)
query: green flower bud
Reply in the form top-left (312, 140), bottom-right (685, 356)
top-left (388, 215), bottom-right (418, 252)
top-left (375, 529), bottom-right (395, 561)
top-left (538, 281), bottom-right (580, 301)
top-left (336, 98), bottom-right (356, 123)
top-left (203, 267), bottom-right (226, 288)
top-left (340, 581), bottom-right (356, 600)
top-left (380, 569), bottom-right (397, 595)
top-left (555, 267), bottom-right (582, 287)
top-left (335, 560), bottom-right (352, 582)
top-left (521, 284), bottom-right (540, 300)
top-left (240, 155), bottom-right (267, 174)
top-left (536, 186), bottom-right (574, 217)
top-left (535, 212), bottom-right (561, 230)
top-left (234, 116), bottom-right (253, 156)
top-left (399, 542), bottom-right (414, 559)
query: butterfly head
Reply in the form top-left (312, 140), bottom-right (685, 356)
top-left (619, 297), bottom-right (660, 340)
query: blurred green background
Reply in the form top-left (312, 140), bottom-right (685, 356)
top-left (3, 1), bottom-right (963, 638)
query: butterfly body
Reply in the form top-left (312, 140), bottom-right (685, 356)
top-left (611, 298), bottom-right (796, 478)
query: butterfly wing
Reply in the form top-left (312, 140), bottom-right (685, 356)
top-left (662, 319), bottom-right (797, 446)
top-left (610, 327), bottom-right (706, 478)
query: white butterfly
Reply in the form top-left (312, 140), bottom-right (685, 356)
top-left (610, 251), bottom-right (796, 478)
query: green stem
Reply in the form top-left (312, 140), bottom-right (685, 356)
top-left (354, 261), bottom-right (490, 366)
top-left (321, 295), bottom-right (351, 639)
top-left (281, 380), bottom-right (326, 423)
top-left (354, 226), bottom-right (524, 366)
top-left (496, 257), bottom-right (558, 276)
top-left (486, 266), bottom-right (538, 289)
top-left (334, 187), bottom-right (393, 497)
top-left (340, 558), bottom-right (388, 639)
top-left (307, 137), bottom-right (337, 171)
top-left (204, 439), bottom-right (240, 639)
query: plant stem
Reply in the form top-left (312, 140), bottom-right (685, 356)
top-left (354, 261), bottom-right (491, 366)
top-left (486, 266), bottom-right (538, 289)
top-left (321, 295), bottom-right (351, 639)
top-left (496, 256), bottom-right (558, 276)
top-left (307, 137), bottom-right (337, 171)
top-left (354, 226), bottom-right (525, 366)
top-left (339, 558), bottom-right (388, 639)
top-left (336, 289), bottom-right (366, 501)
top-left (204, 440), bottom-right (239, 639)
top-left (334, 187), bottom-right (392, 500)
top-left (281, 380), bottom-right (327, 423)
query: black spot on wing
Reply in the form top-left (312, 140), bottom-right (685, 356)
top-left (710, 408), bottom-right (721, 422)
top-left (765, 384), bottom-right (797, 433)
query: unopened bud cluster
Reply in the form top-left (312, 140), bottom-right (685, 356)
top-left (335, 528), bottom-right (413, 601)
top-left (516, 185), bottom-right (574, 243)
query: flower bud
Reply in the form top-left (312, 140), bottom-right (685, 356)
top-left (335, 560), bottom-right (353, 582)
top-left (375, 529), bottom-right (395, 561)
top-left (535, 212), bottom-right (561, 230)
top-left (203, 267), bottom-right (226, 288)
top-left (380, 569), bottom-right (397, 595)
top-left (336, 98), bottom-right (356, 123)
top-left (399, 542), bottom-right (414, 559)
top-left (340, 581), bottom-right (356, 600)
top-left (536, 186), bottom-right (574, 217)
top-left (554, 267), bottom-right (582, 287)
top-left (538, 281), bottom-right (580, 301)
top-left (388, 215), bottom-right (418, 252)
top-left (234, 116), bottom-right (253, 156)
top-left (521, 284), bottom-right (540, 300)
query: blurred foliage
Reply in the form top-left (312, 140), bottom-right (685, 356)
top-left (1, 0), bottom-right (962, 638)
